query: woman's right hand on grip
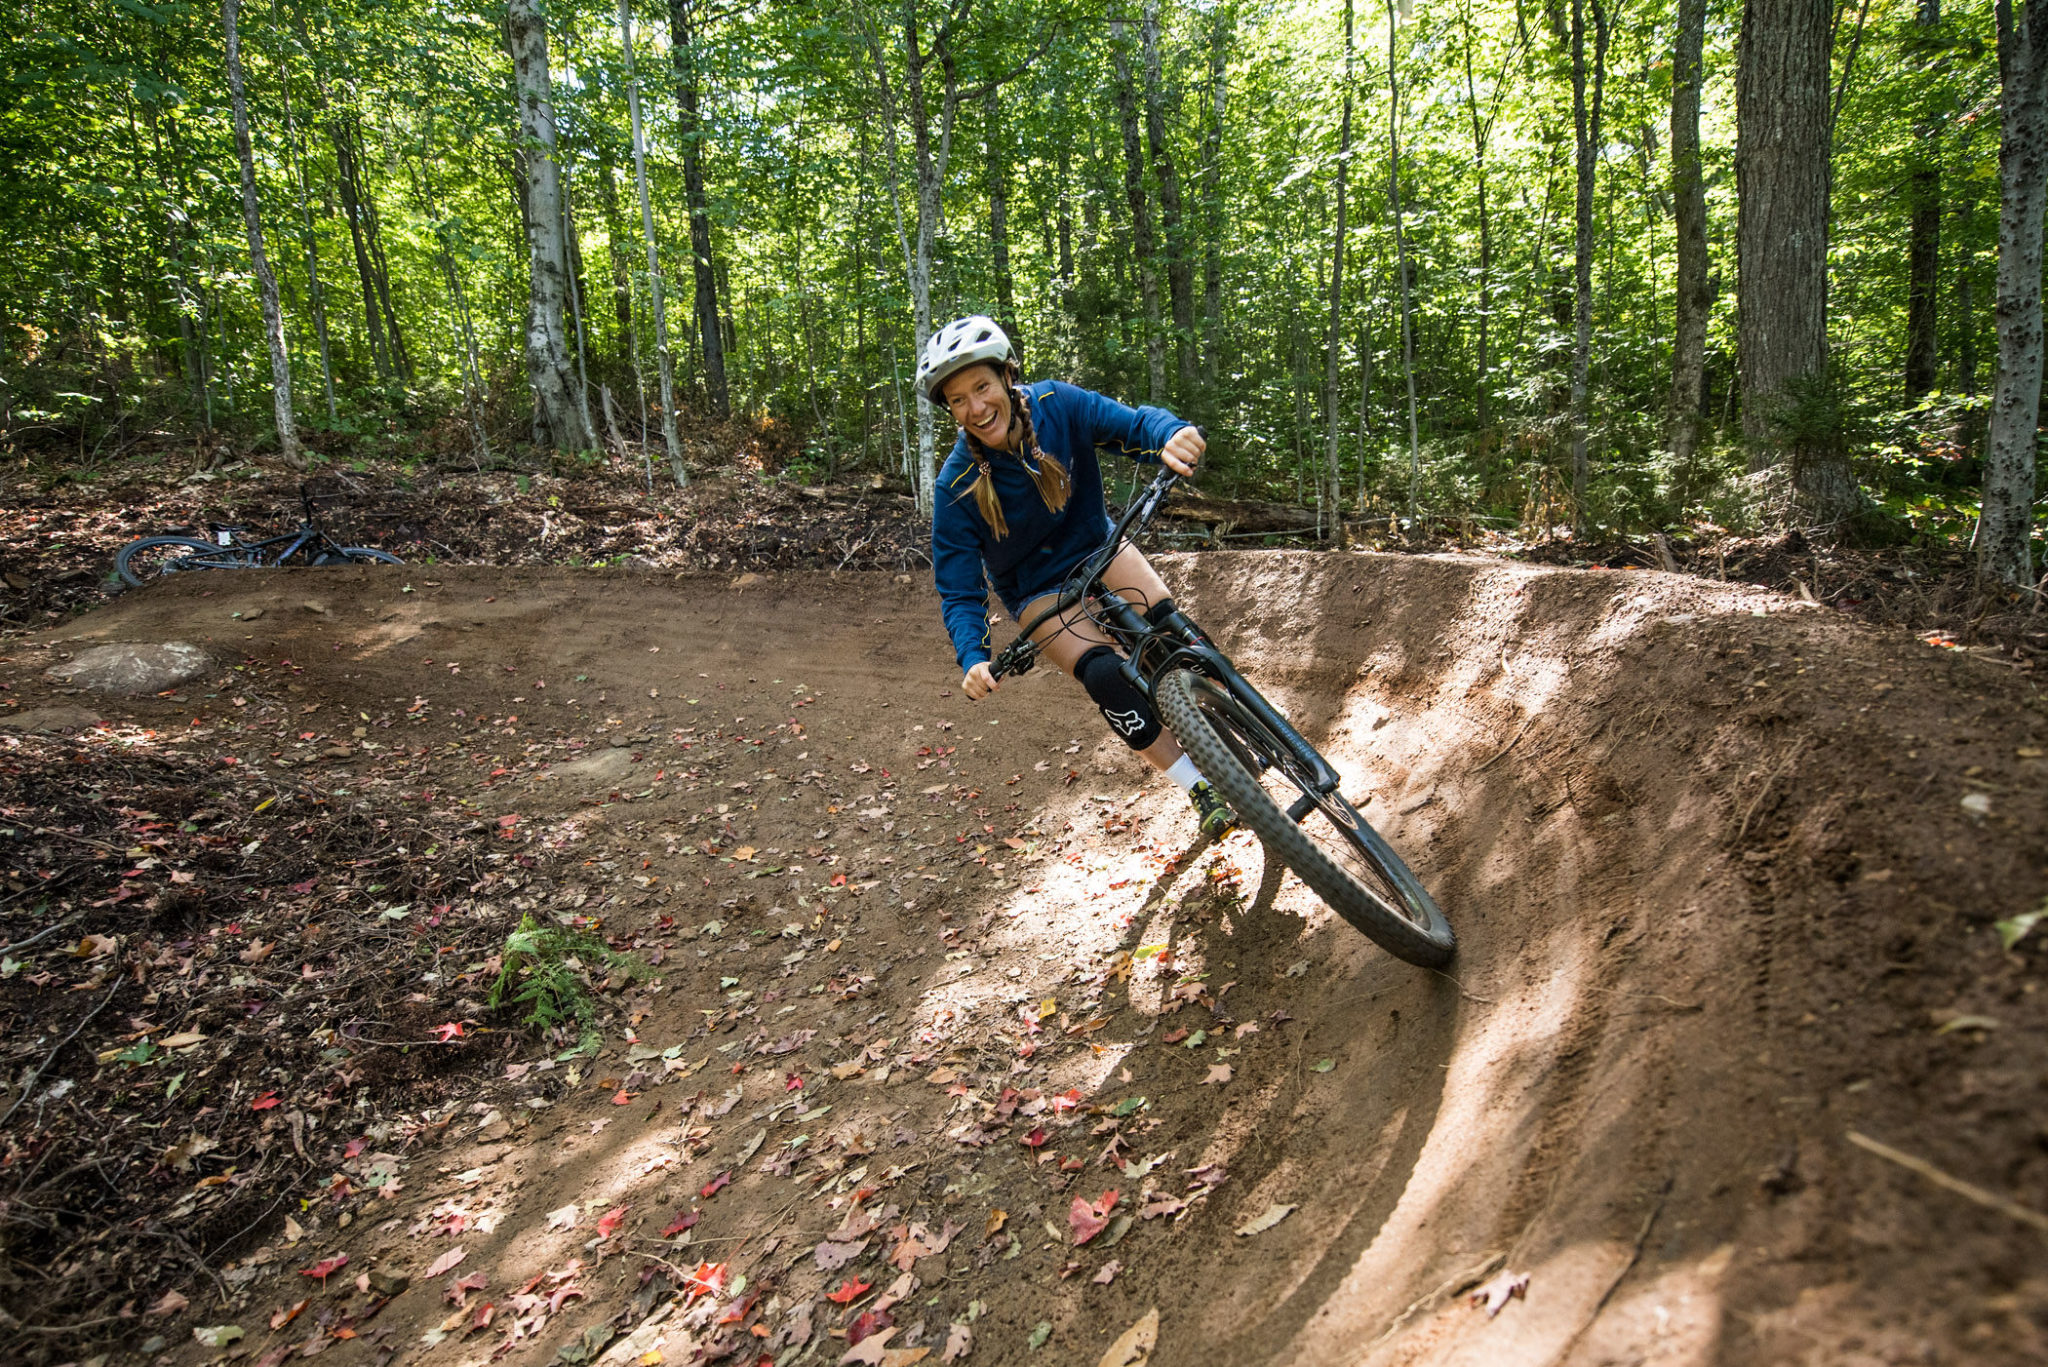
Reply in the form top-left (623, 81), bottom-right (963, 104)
top-left (962, 661), bottom-right (999, 700)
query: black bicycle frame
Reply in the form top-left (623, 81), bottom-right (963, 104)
top-left (998, 463), bottom-right (1344, 808)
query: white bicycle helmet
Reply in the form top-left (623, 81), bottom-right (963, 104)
top-left (917, 315), bottom-right (1016, 402)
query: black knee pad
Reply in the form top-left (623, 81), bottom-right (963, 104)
top-left (1076, 646), bottom-right (1161, 750)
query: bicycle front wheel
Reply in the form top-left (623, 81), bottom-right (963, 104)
top-left (1155, 669), bottom-right (1455, 968)
top-left (314, 547), bottom-right (404, 566)
top-left (115, 536), bottom-right (236, 588)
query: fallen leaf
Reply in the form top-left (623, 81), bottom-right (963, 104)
top-left (192, 1325), bottom-right (245, 1348)
top-left (250, 1091), bottom-right (282, 1111)
top-left (1469, 1269), bottom-right (1529, 1318)
top-left (700, 1170), bottom-right (732, 1199)
top-left (942, 1321), bottom-right (973, 1362)
top-left (1203, 1063), bottom-right (1232, 1086)
top-left (546, 1203), bottom-right (578, 1231)
top-left (423, 1247), bottom-right (466, 1278)
top-left (814, 1237), bottom-right (868, 1271)
top-left (431, 1021), bottom-right (465, 1042)
top-left (984, 1209), bottom-right (1008, 1239)
top-left (444, 1272), bottom-right (486, 1305)
top-left (660, 1208), bottom-right (700, 1239)
top-left (1310, 1058), bottom-right (1335, 1073)
top-left (268, 1299), bottom-right (307, 1330)
top-left (299, 1253), bottom-right (349, 1282)
top-left (596, 1206), bottom-right (628, 1239)
top-left (1234, 1203), bottom-right (1296, 1236)
top-left (1095, 1308), bottom-right (1157, 1367)
top-left (827, 1277), bottom-right (873, 1304)
top-left (1093, 1259), bottom-right (1122, 1285)
top-left (148, 1288), bottom-right (191, 1317)
top-left (160, 1030), bottom-right (206, 1049)
top-left (1069, 1190), bottom-right (1119, 1246)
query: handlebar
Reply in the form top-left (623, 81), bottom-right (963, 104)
top-left (986, 463), bottom-right (1185, 682)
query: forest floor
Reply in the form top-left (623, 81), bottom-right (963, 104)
top-left (2, 452), bottom-right (2047, 1367)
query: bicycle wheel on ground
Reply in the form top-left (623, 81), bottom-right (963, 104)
top-left (314, 547), bottom-right (404, 566)
top-left (1154, 668), bottom-right (1455, 968)
top-left (115, 536), bottom-right (238, 588)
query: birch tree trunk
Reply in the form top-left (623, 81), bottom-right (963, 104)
top-left (509, 0), bottom-right (595, 454)
top-left (1981, 0), bottom-right (2048, 589)
top-left (620, 0), bottom-right (685, 482)
top-left (223, 0), bottom-right (302, 469)
top-left (1112, 18), bottom-right (1166, 403)
top-left (670, 0), bottom-right (730, 417)
top-left (1324, 0), bottom-right (1354, 548)
top-left (1568, 0), bottom-right (1608, 536)
top-left (1669, 0), bottom-right (1710, 472)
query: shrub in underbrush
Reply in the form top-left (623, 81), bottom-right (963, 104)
top-left (487, 913), bottom-right (648, 1053)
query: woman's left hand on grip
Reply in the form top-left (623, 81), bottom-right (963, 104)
top-left (1161, 425), bottom-right (1204, 478)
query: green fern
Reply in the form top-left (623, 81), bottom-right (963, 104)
top-left (487, 913), bottom-right (648, 1054)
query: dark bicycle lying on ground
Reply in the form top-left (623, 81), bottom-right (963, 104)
top-left (115, 484), bottom-right (403, 587)
top-left (989, 468), bottom-right (1456, 968)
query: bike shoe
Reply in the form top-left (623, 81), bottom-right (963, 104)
top-left (1189, 780), bottom-right (1236, 839)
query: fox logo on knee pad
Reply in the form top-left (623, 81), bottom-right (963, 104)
top-left (1102, 707), bottom-right (1149, 739)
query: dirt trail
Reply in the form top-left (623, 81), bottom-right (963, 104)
top-left (10, 552), bottom-right (2048, 1367)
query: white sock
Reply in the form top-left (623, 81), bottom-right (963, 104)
top-left (1164, 754), bottom-right (1203, 791)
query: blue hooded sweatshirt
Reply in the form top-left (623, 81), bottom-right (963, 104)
top-left (932, 379), bottom-right (1192, 672)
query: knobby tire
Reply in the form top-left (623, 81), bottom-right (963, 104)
top-left (115, 536), bottom-right (234, 587)
top-left (314, 548), bottom-right (404, 566)
top-left (1154, 668), bottom-right (1455, 968)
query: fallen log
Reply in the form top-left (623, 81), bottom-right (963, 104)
top-left (1156, 490), bottom-right (1320, 534)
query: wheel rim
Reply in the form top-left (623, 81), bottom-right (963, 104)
top-left (123, 541), bottom-right (216, 582)
top-left (1186, 678), bottom-right (1429, 930)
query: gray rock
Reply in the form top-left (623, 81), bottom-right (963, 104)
top-left (551, 749), bottom-right (637, 784)
top-left (43, 642), bottom-right (211, 696)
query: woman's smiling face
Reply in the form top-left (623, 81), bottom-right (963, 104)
top-left (939, 364), bottom-right (1013, 449)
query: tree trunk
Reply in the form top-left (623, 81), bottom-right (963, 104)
top-left (327, 114), bottom-right (391, 379)
top-left (670, 0), bottom-right (729, 417)
top-left (1387, 0), bottom-right (1423, 520)
top-left (1324, 0), bottom-right (1355, 547)
top-left (223, 0), bottom-right (302, 469)
top-left (1143, 0), bottom-right (1195, 393)
top-left (274, 42), bottom-right (335, 424)
top-left (509, 0), bottom-right (595, 454)
top-left (984, 85), bottom-right (1018, 349)
top-left (351, 121), bottom-right (412, 380)
top-left (592, 141), bottom-right (635, 370)
top-left (1905, 0), bottom-right (1943, 400)
top-left (1738, 0), bottom-right (1856, 524)
top-left (620, 0), bottom-right (684, 482)
top-left (1111, 19), bottom-right (1166, 404)
top-left (1981, 0), bottom-right (2048, 589)
top-left (1669, 0), bottom-right (1710, 472)
top-left (1200, 7), bottom-right (1231, 391)
top-left (1569, 0), bottom-right (1608, 536)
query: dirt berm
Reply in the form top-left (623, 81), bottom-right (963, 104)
top-left (19, 550), bottom-right (2048, 1366)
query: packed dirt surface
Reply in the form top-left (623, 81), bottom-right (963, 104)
top-left (5, 552), bottom-right (2046, 1367)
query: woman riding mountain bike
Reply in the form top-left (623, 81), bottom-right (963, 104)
top-left (923, 315), bottom-right (1234, 839)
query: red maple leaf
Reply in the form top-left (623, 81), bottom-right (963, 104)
top-left (596, 1206), bottom-right (628, 1239)
top-left (785, 1074), bottom-right (805, 1092)
top-left (342, 1137), bottom-right (367, 1160)
top-left (825, 1278), bottom-right (872, 1305)
top-left (1068, 1190), bottom-right (1119, 1246)
top-left (682, 1261), bottom-right (727, 1300)
top-left (1021, 1127), bottom-right (1049, 1149)
top-left (1049, 1088), bottom-right (1083, 1114)
top-left (250, 1092), bottom-right (281, 1111)
top-left (699, 1171), bottom-right (732, 1200)
top-left (660, 1209), bottom-right (700, 1239)
top-left (431, 1022), bottom-right (464, 1043)
top-left (847, 1309), bottom-right (894, 1346)
top-left (299, 1253), bottom-right (349, 1282)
